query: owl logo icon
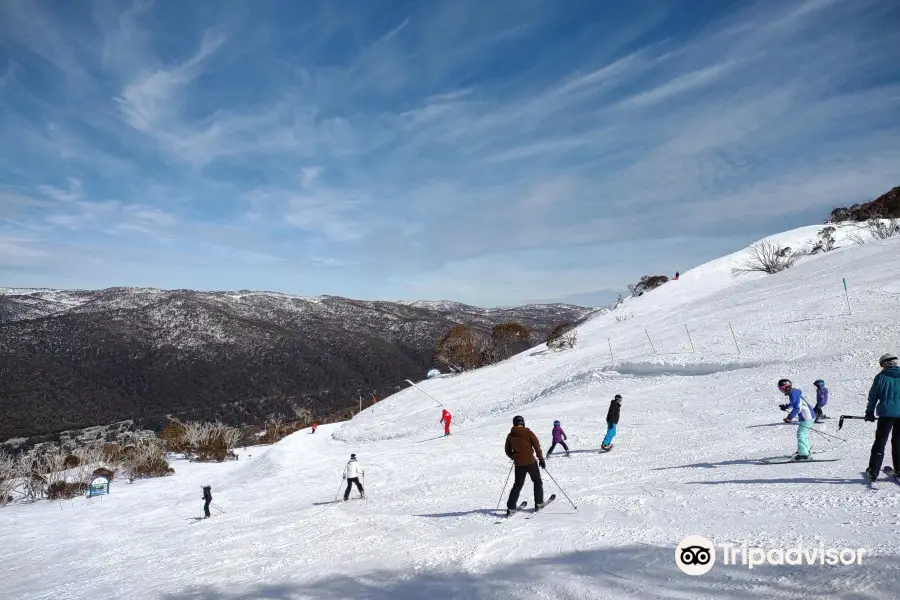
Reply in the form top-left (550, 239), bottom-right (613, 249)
top-left (675, 535), bottom-right (716, 575)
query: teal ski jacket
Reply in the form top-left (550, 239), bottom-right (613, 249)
top-left (866, 366), bottom-right (900, 418)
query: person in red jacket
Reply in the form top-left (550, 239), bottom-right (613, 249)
top-left (440, 409), bottom-right (452, 436)
top-left (310, 423), bottom-right (318, 434)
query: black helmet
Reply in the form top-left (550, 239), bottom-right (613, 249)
top-left (513, 415), bottom-right (525, 426)
top-left (777, 379), bottom-right (792, 390)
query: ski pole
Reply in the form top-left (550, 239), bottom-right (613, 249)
top-left (838, 415), bottom-right (868, 430)
top-left (335, 478), bottom-right (345, 501)
top-left (542, 466), bottom-right (577, 510)
top-left (496, 462), bottom-right (514, 510)
top-left (809, 427), bottom-right (847, 443)
top-left (211, 503), bottom-right (226, 514)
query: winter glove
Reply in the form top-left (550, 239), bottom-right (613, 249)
top-left (865, 411), bottom-right (876, 423)
top-left (783, 417), bottom-right (792, 424)
top-left (538, 458), bottom-right (546, 469)
top-left (778, 404), bottom-right (789, 411)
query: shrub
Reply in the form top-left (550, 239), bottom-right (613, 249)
top-left (809, 226), bottom-right (837, 254)
top-left (63, 454), bottom-right (80, 469)
top-left (47, 481), bottom-right (89, 501)
top-left (627, 275), bottom-right (669, 297)
top-left (731, 240), bottom-right (798, 276)
top-left (91, 467), bottom-right (115, 482)
top-left (433, 325), bottom-right (491, 371)
top-left (546, 322), bottom-right (577, 350)
top-left (488, 323), bottom-right (531, 363)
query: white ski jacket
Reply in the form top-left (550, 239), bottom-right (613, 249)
top-left (344, 460), bottom-right (364, 479)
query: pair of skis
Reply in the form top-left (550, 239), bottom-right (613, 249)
top-left (497, 494), bottom-right (557, 522)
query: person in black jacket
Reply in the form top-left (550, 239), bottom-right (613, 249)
top-left (202, 485), bottom-right (212, 518)
top-left (601, 395), bottom-right (622, 450)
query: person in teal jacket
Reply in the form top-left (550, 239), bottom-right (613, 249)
top-left (865, 353), bottom-right (900, 482)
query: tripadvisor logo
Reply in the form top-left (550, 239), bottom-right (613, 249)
top-left (675, 536), bottom-right (868, 575)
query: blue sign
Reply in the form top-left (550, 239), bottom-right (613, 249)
top-left (88, 476), bottom-right (110, 497)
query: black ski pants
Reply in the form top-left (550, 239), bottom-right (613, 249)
top-left (344, 477), bottom-right (364, 500)
top-left (203, 499), bottom-right (211, 518)
top-left (547, 441), bottom-right (569, 455)
top-left (868, 417), bottom-right (900, 476)
top-left (507, 463), bottom-right (543, 510)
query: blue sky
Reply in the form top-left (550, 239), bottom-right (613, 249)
top-left (1, 0), bottom-right (898, 307)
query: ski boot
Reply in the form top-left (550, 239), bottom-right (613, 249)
top-left (792, 454), bottom-right (811, 461)
top-left (866, 468), bottom-right (878, 483)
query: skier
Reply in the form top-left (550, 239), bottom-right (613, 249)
top-left (813, 379), bottom-right (829, 422)
top-left (504, 415), bottom-right (545, 516)
top-left (602, 395), bottom-right (622, 450)
top-left (777, 379), bottom-right (816, 460)
top-left (440, 409), bottom-right (452, 436)
top-left (674, 271), bottom-right (680, 280)
top-left (865, 353), bottom-right (900, 482)
top-left (547, 420), bottom-right (569, 457)
top-left (311, 423), bottom-right (318, 434)
top-left (201, 485), bottom-right (212, 519)
top-left (342, 454), bottom-right (365, 500)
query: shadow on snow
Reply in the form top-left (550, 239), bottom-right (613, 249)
top-left (159, 545), bottom-right (900, 600)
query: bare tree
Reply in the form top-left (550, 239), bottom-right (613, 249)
top-left (71, 447), bottom-right (102, 485)
top-left (221, 427), bottom-right (243, 453)
top-left (180, 421), bottom-right (208, 459)
top-left (0, 450), bottom-right (18, 506)
top-left (731, 240), bottom-right (798, 276)
top-left (124, 439), bottom-right (170, 482)
top-left (267, 413), bottom-right (287, 441)
top-left (292, 406), bottom-right (313, 425)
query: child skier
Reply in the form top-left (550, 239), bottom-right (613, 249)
top-left (813, 380), bottom-right (828, 422)
top-left (778, 379), bottom-right (816, 460)
top-left (201, 485), bottom-right (212, 518)
top-left (547, 420), bottom-right (569, 456)
top-left (311, 423), bottom-right (318, 434)
top-left (440, 409), bottom-right (452, 436)
top-left (342, 454), bottom-right (365, 501)
top-left (602, 395), bottom-right (622, 450)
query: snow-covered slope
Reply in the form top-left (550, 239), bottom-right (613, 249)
top-left (3, 226), bottom-right (900, 599)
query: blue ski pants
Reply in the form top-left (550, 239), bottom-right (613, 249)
top-left (602, 422), bottom-right (616, 447)
top-left (797, 419), bottom-right (813, 456)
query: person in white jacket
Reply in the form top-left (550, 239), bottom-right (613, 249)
top-left (343, 454), bottom-right (365, 501)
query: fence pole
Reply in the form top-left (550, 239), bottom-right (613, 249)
top-left (843, 278), bottom-right (852, 315)
top-left (728, 322), bottom-right (741, 355)
top-left (685, 324), bottom-right (696, 353)
top-left (645, 329), bottom-right (657, 354)
top-left (608, 338), bottom-right (614, 362)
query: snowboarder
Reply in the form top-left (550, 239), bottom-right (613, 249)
top-left (201, 485), bottom-right (212, 518)
top-left (547, 420), bottom-right (569, 456)
top-left (440, 409), bottom-right (452, 436)
top-left (778, 379), bottom-right (816, 460)
top-left (343, 454), bottom-right (365, 500)
top-left (602, 395), bottom-right (622, 450)
top-left (813, 379), bottom-right (829, 422)
top-left (504, 415), bottom-right (545, 516)
top-left (865, 353), bottom-right (900, 482)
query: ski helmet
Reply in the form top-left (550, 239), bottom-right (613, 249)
top-left (777, 379), bottom-right (792, 391)
top-left (614, 394), bottom-right (622, 400)
top-left (553, 420), bottom-right (560, 426)
top-left (813, 379), bottom-right (824, 387)
top-left (513, 415), bottom-right (525, 426)
top-left (350, 454), bottom-right (356, 460)
top-left (880, 353), bottom-right (898, 366)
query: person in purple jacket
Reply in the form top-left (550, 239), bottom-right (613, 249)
top-left (547, 420), bottom-right (570, 457)
top-left (813, 379), bottom-right (829, 422)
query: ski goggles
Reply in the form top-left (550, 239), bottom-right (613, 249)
top-left (777, 383), bottom-right (791, 391)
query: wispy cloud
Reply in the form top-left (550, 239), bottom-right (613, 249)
top-left (1, 0), bottom-right (898, 305)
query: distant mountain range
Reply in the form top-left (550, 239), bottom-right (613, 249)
top-left (0, 287), bottom-right (597, 441)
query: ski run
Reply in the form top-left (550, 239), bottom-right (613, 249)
top-left (3, 224), bottom-right (900, 599)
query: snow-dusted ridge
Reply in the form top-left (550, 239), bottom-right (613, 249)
top-left (3, 223), bottom-right (900, 599)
